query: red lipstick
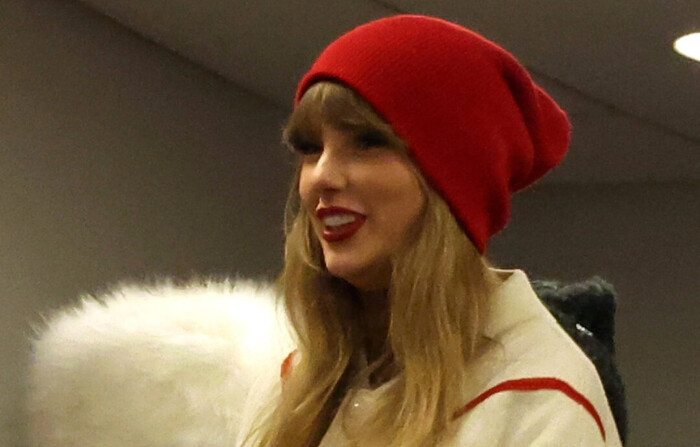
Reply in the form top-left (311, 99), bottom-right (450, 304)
top-left (316, 207), bottom-right (366, 242)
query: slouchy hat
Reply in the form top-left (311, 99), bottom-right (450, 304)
top-left (296, 14), bottom-right (571, 254)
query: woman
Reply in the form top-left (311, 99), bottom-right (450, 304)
top-left (246, 14), bottom-right (622, 447)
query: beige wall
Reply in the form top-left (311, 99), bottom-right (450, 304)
top-left (1, 1), bottom-right (697, 446)
top-left (0, 2), bottom-right (289, 445)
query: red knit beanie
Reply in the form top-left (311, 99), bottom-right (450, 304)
top-left (295, 15), bottom-right (571, 254)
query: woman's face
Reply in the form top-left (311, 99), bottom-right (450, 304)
top-left (298, 125), bottom-right (426, 291)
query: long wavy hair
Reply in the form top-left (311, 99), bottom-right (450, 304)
top-left (246, 82), bottom-right (500, 447)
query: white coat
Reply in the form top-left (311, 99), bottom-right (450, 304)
top-left (317, 269), bottom-right (623, 446)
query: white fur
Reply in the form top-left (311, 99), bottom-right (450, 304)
top-left (27, 278), bottom-right (294, 447)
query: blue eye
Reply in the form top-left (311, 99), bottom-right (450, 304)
top-left (288, 137), bottom-right (322, 155)
top-left (356, 131), bottom-right (389, 149)
top-left (296, 142), bottom-right (322, 155)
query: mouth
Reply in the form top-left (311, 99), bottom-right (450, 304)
top-left (316, 207), bottom-right (367, 242)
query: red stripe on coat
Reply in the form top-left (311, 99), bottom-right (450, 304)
top-left (280, 349), bottom-right (298, 382)
top-left (452, 377), bottom-right (606, 441)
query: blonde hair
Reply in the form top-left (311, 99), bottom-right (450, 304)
top-left (247, 82), bottom-right (500, 447)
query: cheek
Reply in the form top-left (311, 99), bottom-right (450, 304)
top-left (391, 195), bottom-right (425, 238)
top-left (373, 177), bottom-right (425, 239)
top-left (297, 166), bottom-right (314, 207)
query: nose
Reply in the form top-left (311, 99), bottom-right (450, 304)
top-left (305, 145), bottom-right (348, 193)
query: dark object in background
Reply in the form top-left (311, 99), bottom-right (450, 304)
top-left (533, 277), bottom-right (628, 445)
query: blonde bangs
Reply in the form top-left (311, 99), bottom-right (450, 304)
top-left (283, 82), bottom-right (405, 155)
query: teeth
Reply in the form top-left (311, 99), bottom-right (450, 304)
top-left (323, 214), bottom-right (357, 227)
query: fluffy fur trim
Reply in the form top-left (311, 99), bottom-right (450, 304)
top-left (27, 278), bottom-right (293, 447)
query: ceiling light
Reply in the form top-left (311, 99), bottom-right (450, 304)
top-left (673, 32), bottom-right (700, 62)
